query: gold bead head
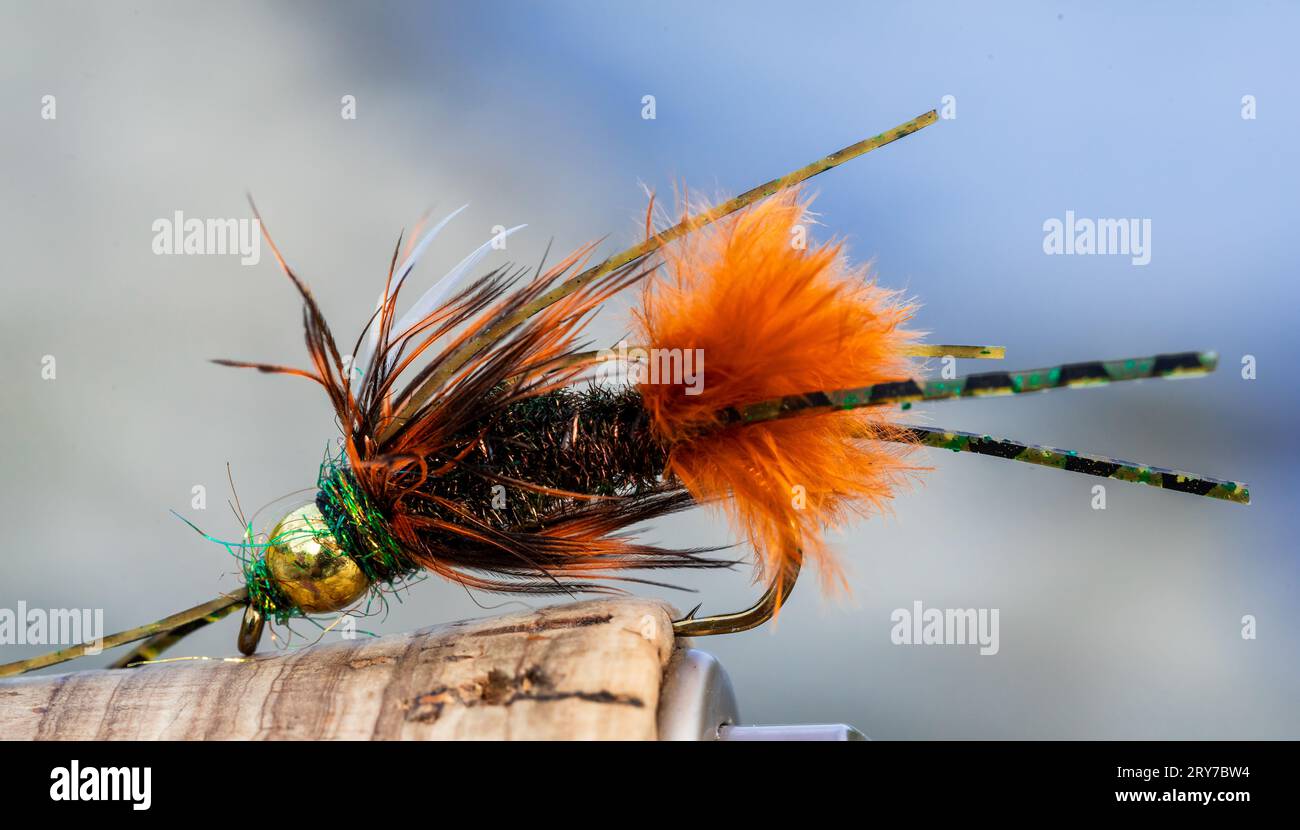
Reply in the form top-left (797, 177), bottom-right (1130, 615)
top-left (265, 503), bottom-right (370, 614)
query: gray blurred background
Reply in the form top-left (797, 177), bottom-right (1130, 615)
top-left (1, 1), bottom-right (1296, 738)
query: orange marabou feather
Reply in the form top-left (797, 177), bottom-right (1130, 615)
top-left (634, 189), bottom-right (923, 592)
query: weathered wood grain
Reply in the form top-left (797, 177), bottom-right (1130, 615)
top-left (0, 598), bottom-right (676, 740)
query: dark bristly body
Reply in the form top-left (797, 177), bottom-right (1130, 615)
top-left (317, 384), bottom-right (717, 596)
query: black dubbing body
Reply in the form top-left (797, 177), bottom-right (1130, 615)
top-left (317, 385), bottom-right (688, 586)
top-left (451, 384), bottom-right (670, 524)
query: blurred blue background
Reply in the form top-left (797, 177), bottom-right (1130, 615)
top-left (1, 0), bottom-right (1296, 737)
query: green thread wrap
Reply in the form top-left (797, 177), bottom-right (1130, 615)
top-left (238, 447), bottom-right (412, 623)
top-left (241, 554), bottom-right (294, 623)
top-left (314, 449), bottom-right (410, 585)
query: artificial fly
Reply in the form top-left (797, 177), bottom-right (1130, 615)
top-left (0, 110), bottom-right (1249, 677)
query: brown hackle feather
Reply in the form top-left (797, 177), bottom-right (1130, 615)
top-left (220, 210), bottom-right (730, 597)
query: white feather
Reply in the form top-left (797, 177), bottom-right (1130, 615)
top-left (357, 205), bottom-right (468, 370)
top-left (382, 224), bottom-right (527, 372)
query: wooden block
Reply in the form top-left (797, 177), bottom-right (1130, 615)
top-left (0, 598), bottom-right (677, 740)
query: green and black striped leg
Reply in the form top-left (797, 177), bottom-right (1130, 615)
top-left (722, 349), bottom-right (1249, 505)
top-left (729, 351), bottom-right (1220, 422)
top-left (109, 599), bottom-right (246, 668)
top-left (0, 589), bottom-right (249, 677)
top-left (897, 425), bottom-right (1250, 504)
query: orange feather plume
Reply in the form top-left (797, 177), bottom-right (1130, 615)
top-left (633, 189), bottom-right (923, 593)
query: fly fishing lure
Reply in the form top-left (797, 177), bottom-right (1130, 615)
top-left (0, 110), bottom-right (1249, 677)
